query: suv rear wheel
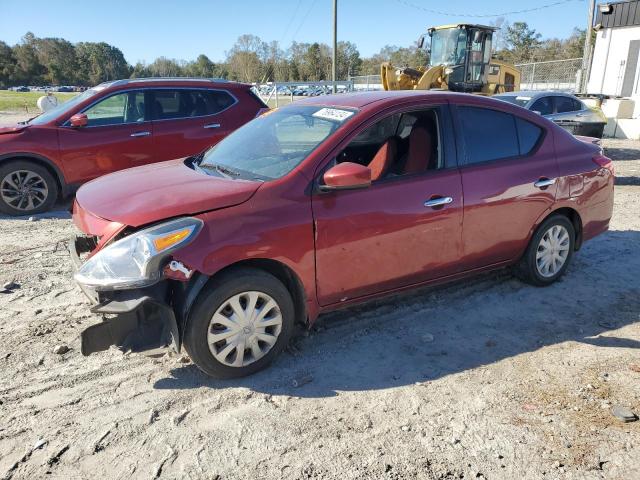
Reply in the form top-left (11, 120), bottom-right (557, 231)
top-left (0, 160), bottom-right (59, 216)
top-left (184, 267), bottom-right (295, 378)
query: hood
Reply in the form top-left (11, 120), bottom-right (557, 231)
top-left (0, 124), bottom-right (28, 135)
top-left (75, 159), bottom-right (262, 227)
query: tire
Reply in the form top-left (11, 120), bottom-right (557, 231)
top-left (0, 160), bottom-right (59, 216)
top-left (514, 214), bottom-right (575, 287)
top-left (183, 267), bottom-right (295, 378)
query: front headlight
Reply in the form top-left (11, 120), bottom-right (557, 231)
top-left (74, 217), bottom-right (203, 291)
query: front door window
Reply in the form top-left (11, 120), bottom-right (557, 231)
top-left (83, 91), bottom-right (145, 127)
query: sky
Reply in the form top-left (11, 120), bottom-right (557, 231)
top-left (0, 0), bottom-right (590, 64)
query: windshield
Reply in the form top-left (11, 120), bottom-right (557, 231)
top-left (430, 28), bottom-right (468, 66)
top-left (494, 95), bottom-right (532, 108)
top-left (198, 105), bottom-right (356, 180)
top-left (28, 88), bottom-right (101, 125)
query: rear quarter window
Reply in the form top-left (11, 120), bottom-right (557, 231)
top-left (515, 117), bottom-right (543, 155)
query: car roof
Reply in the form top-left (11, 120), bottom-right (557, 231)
top-left (295, 90), bottom-right (473, 109)
top-left (495, 90), bottom-right (579, 99)
top-left (97, 78), bottom-right (250, 90)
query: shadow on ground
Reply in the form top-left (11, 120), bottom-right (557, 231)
top-left (0, 199), bottom-right (72, 221)
top-left (154, 230), bottom-right (640, 398)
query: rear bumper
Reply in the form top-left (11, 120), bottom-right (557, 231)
top-left (70, 234), bottom-right (179, 356)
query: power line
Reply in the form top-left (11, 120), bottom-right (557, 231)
top-left (393, 0), bottom-right (583, 18)
top-left (291, 0), bottom-right (319, 42)
top-left (280, 0), bottom-right (304, 44)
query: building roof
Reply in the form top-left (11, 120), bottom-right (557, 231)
top-left (596, 0), bottom-right (640, 29)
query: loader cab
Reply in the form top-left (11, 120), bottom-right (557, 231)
top-left (425, 24), bottom-right (495, 93)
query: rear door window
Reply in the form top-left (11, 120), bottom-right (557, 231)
top-left (530, 97), bottom-right (553, 115)
top-left (458, 106), bottom-right (543, 164)
top-left (555, 96), bottom-right (582, 113)
top-left (458, 106), bottom-right (519, 164)
top-left (149, 89), bottom-right (236, 120)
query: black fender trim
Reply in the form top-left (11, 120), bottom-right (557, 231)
top-left (81, 295), bottom-right (179, 356)
top-left (0, 152), bottom-right (69, 195)
top-left (172, 273), bottom-right (210, 351)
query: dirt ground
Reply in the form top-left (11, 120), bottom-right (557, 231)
top-left (0, 123), bottom-right (639, 479)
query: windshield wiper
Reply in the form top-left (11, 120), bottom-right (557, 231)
top-left (198, 162), bottom-right (241, 179)
top-left (18, 116), bottom-right (38, 125)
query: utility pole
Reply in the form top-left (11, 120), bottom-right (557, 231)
top-left (332, 0), bottom-right (337, 93)
top-left (581, 0), bottom-right (596, 93)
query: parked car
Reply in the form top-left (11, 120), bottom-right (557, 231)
top-left (494, 91), bottom-right (607, 138)
top-left (70, 91), bottom-right (614, 378)
top-left (15, 86), bottom-right (30, 92)
top-left (0, 78), bottom-right (268, 216)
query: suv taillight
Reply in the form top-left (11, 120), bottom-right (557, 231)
top-left (593, 154), bottom-right (614, 175)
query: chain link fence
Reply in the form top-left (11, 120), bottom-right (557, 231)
top-left (515, 58), bottom-right (583, 92)
top-left (349, 58), bottom-right (584, 93)
top-left (350, 75), bottom-right (383, 91)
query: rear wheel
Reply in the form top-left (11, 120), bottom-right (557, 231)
top-left (514, 215), bottom-right (575, 286)
top-left (0, 160), bottom-right (58, 216)
top-left (183, 268), bottom-right (295, 378)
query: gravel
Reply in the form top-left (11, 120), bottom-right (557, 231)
top-left (0, 134), bottom-right (638, 479)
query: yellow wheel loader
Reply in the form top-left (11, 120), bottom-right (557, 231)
top-left (381, 24), bottom-right (520, 95)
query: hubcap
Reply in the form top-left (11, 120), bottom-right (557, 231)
top-left (535, 224), bottom-right (570, 278)
top-left (0, 169), bottom-right (48, 212)
top-left (207, 291), bottom-right (283, 367)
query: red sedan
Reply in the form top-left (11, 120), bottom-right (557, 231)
top-left (70, 91), bottom-right (614, 378)
top-left (0, 78), bottom-right (266, 215)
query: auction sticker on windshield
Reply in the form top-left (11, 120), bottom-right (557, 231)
top-left (312, 107), bottom-right (354, 122)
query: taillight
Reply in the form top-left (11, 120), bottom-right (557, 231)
top-left (593, 154), bottom-right (615, 175)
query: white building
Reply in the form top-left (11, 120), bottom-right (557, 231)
top-left (588, 1), bottom-right (640, 137)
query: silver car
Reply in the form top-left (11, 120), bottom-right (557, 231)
top-left (494, 91), bottom-right (607, 138)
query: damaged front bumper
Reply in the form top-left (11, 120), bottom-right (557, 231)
top-left (70, 235), bottom-right (180, 356)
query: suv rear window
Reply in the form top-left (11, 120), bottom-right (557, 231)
top-left (149, 89), bottom-right (236, 120)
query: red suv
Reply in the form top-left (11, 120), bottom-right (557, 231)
top-left (0, 78), bottom-right (267, 215)
top-left (70, 91), bottom-right (614, 378)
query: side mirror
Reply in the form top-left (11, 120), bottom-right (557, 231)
top-left (69, 113), bottom-right (88, 128)
top-left (417, 34), bottom-right (426, 49)
top-left (320, 162), bottom-right (371, 191)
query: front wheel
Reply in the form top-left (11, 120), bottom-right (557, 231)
top-left (183, 268), bottom-right (295, 378)
top-left (0, 160), bottom-right (59, 216)
top-left (514, 215), bottom-right (575, 286)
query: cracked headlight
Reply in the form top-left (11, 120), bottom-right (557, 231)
top-left (74, 217), bottom-right (203, 291)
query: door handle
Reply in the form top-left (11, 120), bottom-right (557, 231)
top-left (534, 178), bottom-right (556, 189)
top-left (204, 123), bottom-right (221, 129)
top-left (130, 131), bottom-right (151, 137)
top-left (424, 196), bottom-right (453, 208)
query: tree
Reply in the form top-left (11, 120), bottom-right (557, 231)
top-left (12, 33), bottom-right (46, 85)
top-left (0, 41), bottom-right (16, 88)
top-left (76, 42), bottom-right (130, 85)
top-left (146, 57), bottom-right (185, 77)
top-left (130, 61), bottom-right (150, 78)
top-left (336, 41), bottom-right (362, 79)
top-left (503, 22), bottom-right (542, 63)
top-left (226, 34), bottom-right (267, 82)
top-left (185, 54), bottom-right (217, 77)
top-left (360, 44), bottom-right (427, 75)
top-left (34, 37), bottom-right (79, 85)
top-left (302, 43), bottom-right (324, 80)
